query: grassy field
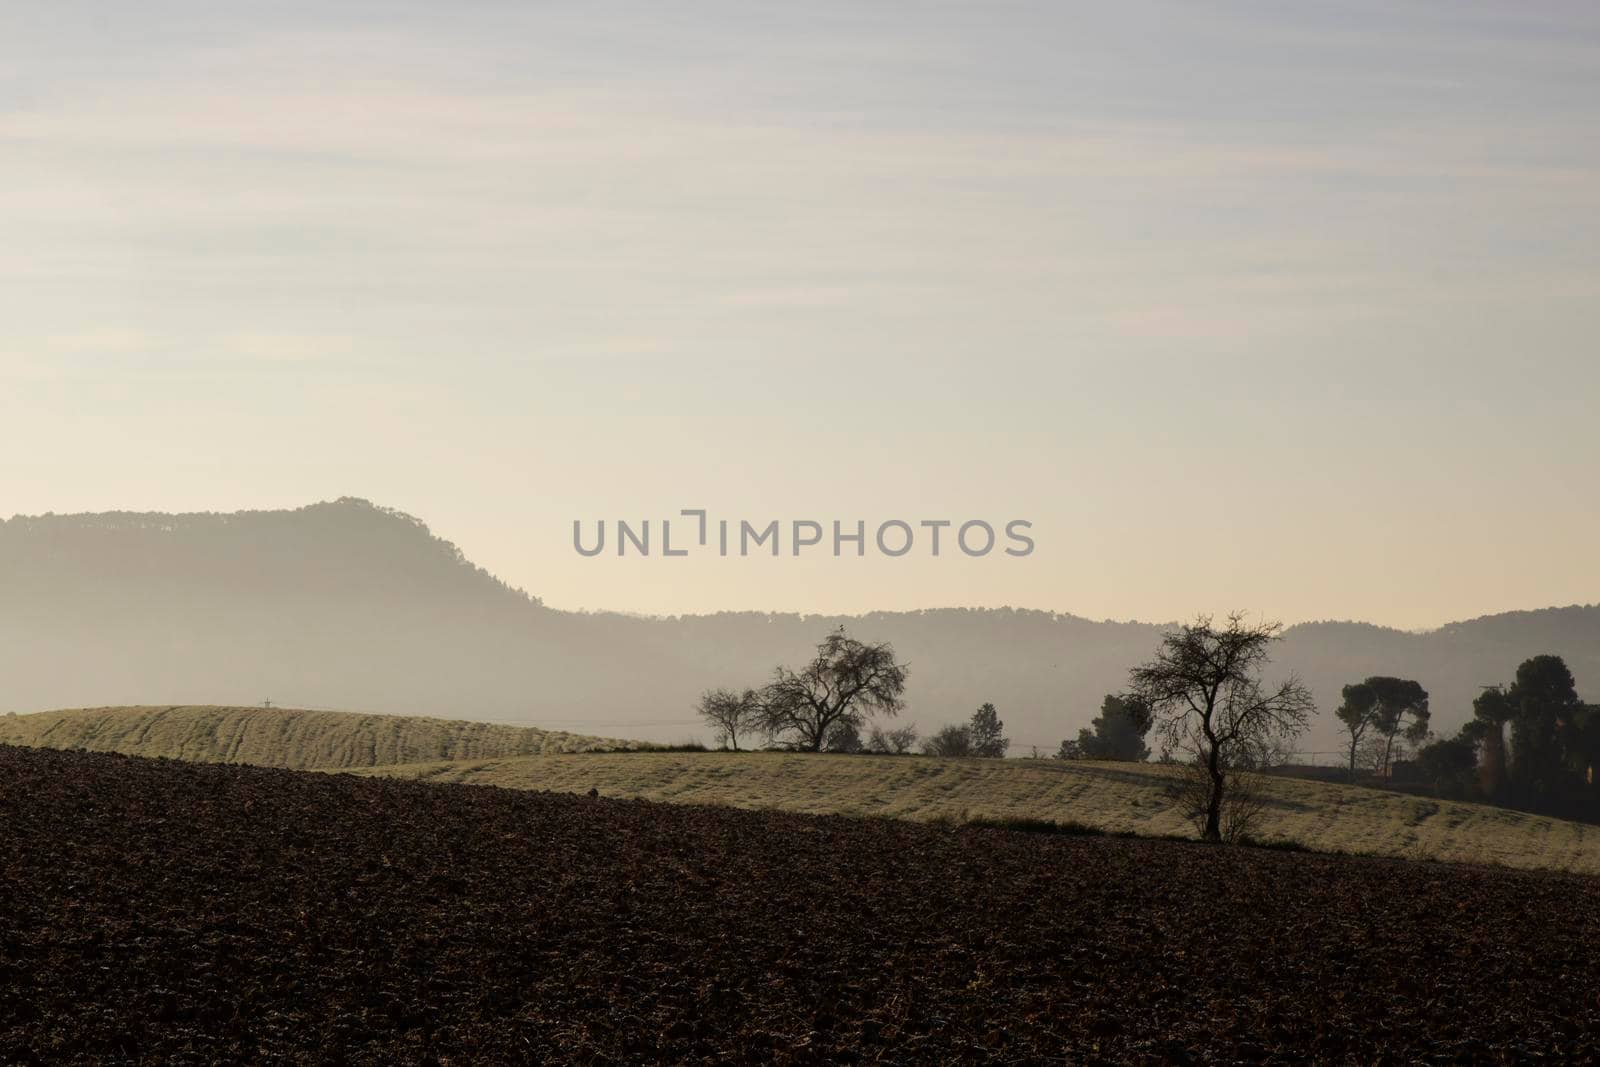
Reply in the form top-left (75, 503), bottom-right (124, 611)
top-left (6, 704), bottom-right (1599, 876)
top-left (345, 750), bottom-right (1600, 875)
top-left (0, 705), bottom-right (647, 769)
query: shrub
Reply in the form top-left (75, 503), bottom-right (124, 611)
top-left (921, 724), bottom-right (974, 757)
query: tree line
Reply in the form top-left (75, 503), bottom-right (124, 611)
top-left (699, 615), bottom-right (1599, 839)
top-left (1325, 655), bottom-right (1600, 824)
top-left (697, 614), bottom-right (1312, 843)
top-left (695, 627), bottom-right (1009, 757)
top-left (1407, 655), bottom-right (1600, 820)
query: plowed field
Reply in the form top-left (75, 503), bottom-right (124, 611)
top-left (3, 745), bottom-right (1596, 1064)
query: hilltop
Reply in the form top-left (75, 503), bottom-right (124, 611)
top-left (2, 498), bottom-right (1596, 750)
top-left (0, 705), bottom-right (647, 769)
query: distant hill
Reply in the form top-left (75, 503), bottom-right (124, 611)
top-left (0, 705), bottom-right (647, 768)
top-left (1, 498), bottom-right (1595, 752)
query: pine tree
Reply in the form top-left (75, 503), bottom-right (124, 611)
top-left (969, 703), bottom-right (1008, 758)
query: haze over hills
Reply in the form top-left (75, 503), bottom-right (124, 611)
top-left (1, 498), bottom-right (1595, 754)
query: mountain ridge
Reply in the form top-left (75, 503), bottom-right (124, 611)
top-left (2, 498), bottom-right (1595, 752)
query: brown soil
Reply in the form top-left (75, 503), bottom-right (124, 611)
top-left (2, 744), bottom-right (1596, 1064)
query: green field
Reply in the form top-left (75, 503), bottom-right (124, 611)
top-left (0, 705), bottom-right (647, 769)
top-left (6, 705), bottom-right (1599, 876)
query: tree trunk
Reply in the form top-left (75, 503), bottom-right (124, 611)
top-left (1480, 725), bottom-right (1506, 796)
top-left (1203, 744), bottom-right (1225, 842)
top-left (806, 717), bottom-right (828, 751)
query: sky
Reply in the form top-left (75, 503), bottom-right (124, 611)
top-left (3, 1), bottom-right (1598, 629)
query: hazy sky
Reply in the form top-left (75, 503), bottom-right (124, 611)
top-left (3, 2), bottom-right (1598, 629)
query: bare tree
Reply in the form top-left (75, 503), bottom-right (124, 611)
top-left (867, 722), bottom-right (921, 754)
top-left (696, 688), bottom-right (761, 751)
top-left (759, 627), bottom-right (909, 752)
top-left (1129, 613), bottom-right (1316, 843)
top-left (1170, 758), bottom-right (1272, 843)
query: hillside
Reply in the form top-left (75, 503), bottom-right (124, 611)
top-left (4, 744), bottom-right (1597, 1062)
top-left (2, 499), bottom-right (1596, 751)
top-left (348, 750), bottom-right (1600, 875)
top-left (7, 701), bottom-right (1589, 874)
top-left (0, 705), bottom-right (646, 768)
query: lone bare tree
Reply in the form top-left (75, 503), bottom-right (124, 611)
top-left (696, 688), bottom-right (761, 751)
top-left (1129, 613), bottom-right (1315, 843)
top-left (760, 627), bottom-right (909, 751)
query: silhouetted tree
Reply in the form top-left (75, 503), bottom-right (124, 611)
top-left (1129, 613), bottom-right (1316, 843)
top-left (1416, 732), bottom-right (1479, 799)
top-left (1472, 686), bottom-right (1514, 797)
top-left (696, 688), bottom-right (761, 751)
top-left (1337, 677), bottom-right (1428, 783)
top-left (1335, 681), bottom-right (1380, 783)
top-left (867, 722), bottom-right (921, 755)
top-left (969, 703), bottom-right (1008, 757)
top-left (759, 627), bottom-right (909, 752)
top-left (1464, 657), bottom-right (1599, 816)
top-left (1065, 694), bottom-right (1153, 761)
top-left (922, 723), bottom-right (975, 757)
top-left (1505, 655), bottom-right (1583, 808)
top-left (1369, 677), bottom-right (1430, 784)
top-left (1565, 705), bottom-right (1600, 806)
